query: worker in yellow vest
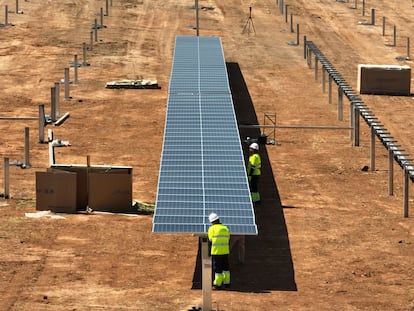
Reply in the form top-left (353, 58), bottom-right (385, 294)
top-left (208, 213), bottom-right (231, 290)
top-left (247, 142), bottom-right (261, 203)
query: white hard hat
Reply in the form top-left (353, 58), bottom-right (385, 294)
top-left (249, 142), bottom-right (259, 151)
top-left (209, 213), bottom-right (219, 223)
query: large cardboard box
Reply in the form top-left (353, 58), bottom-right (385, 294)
top-left (88, 170), bottom-right (133, 213)
top-left (36, 165), bottom-right (133, 213)
top-left (35, 170), bottom-right (77, 213)
top-left (357, 64), bottom-right (411, 95)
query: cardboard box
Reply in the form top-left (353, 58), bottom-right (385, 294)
top-left (35, 170), bottom-right (77, 213)
top-left (357, 64), bottom-right (411, 95)
top-left (36, 165), bottom-right (133, 213)
top-left (88, 171), bottom-right (133, 213)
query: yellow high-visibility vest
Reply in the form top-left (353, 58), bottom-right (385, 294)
top-left (247, 153), bottom-right (261, 176)
top-left (208, 223), bottom-right (230, 255)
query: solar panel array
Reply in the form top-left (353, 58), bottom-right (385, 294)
top-left (153, 36), bottom-right (257, 235)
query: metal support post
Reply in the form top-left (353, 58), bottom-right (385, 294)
top-left (100, 7), bottom-right (104, 27)
top-left (403, 168), bottom-right (411, 217)
top-left (295, 24), bottom-right (299, 44)
top-left (388, 149), bottom-right (394, 195)
top-left (371, 8), bottom-right (375, 25)
top-left (54, 82), bottom-right (60, 117)
top-left (24, 127), bottom-right (30, 168)
top-left (353, 106), bottom-right (360, 146)
top-left (393, 25), bottom-right (397, 46)
top-left (201, 237), bottom-right (212, 311)
top-left (94, 18), bottom-right (98, 42)
top-left (406, 37), bottom-right (410, 59)
top-left (64, 68), bottom-right (70, 101)
top-left (285, 5), bottom-right (288, 23)
top-left (90, 31), bottom-right (94, 50)
top-left (5, 5), bottom-right (9, 25)
top-left (328, 75), bottom-right (332, 104)
top-left (51, 86), bottom-right (57, 122)
top-left (382, 17), bottom-right (386, 36)
top-left (370, 126), bottom-right (376, 171)
top-left (337, 87), bottom-right (343, 121)
top-left (3, 157), bottom-right (9, 199)
top-left (314, 56), bottom-right (318, 81)
top-left (322, 66), bottom-right (326, 93)
top-left (303, 36), bottom-right (307, 59)
top-left (83, 42), bottom-right (89, 65)
top-left (73, 55), bottom-right (79, 84)
top-left (361, 0), bottom-right (365, 16)
top-left (105, 0), bottom-right (109, 16)
top-left (38, 104), bottom-right (46, 143)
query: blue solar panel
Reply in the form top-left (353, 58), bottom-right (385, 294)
top-left (153, 36), bottom-right (258, 235)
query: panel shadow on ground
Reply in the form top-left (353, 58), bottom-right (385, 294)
top-left (192, 62), bottom-right (297, 292)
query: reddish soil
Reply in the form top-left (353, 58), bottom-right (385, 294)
top-left (0, 0), bottom-right (414, 310)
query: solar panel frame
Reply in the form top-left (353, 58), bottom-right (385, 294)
top-left (153, 36), bottom-right (258, 235)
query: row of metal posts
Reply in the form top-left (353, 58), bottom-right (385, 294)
top-left (1, 0), bottom-right (113, 199)
top-left (304, 38), bottom-right (412, 217)
top-left (274, 1), bottom-right (412, 223)
top-left (282, 1), bottom-right (411, 59)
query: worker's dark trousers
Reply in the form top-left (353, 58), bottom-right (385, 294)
top-left (212, 254), bottom-right (230, 286)
top-left (249, 174), bottom-right (260, 202)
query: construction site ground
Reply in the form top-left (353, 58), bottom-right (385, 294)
top-left (1, 0), bottom-right (414, 310)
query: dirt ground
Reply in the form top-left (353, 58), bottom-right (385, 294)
top-left (1, 0), bottom-right (414, 310)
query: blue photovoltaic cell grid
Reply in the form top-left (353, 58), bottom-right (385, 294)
top-left (152, 36), bottom-right (258, 235)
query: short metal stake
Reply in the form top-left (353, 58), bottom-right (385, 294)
top-left (24, 127), bottom-right (31, 168)
top-left (89, 31), bottom-right (93, 50)
top-left (371, 8), bottom-right (375, 25)
top-left (5, 5), bottom-right (9, 25)
top-left (100, 7), bottom-right (104, 27)
top-left (388, 149), bottom-right (394, 196)
top-left (0, 152), bottom-right (27, 200)
top-left (403, 168), bottom-right (411, 217)
top-left (51, 86), bottom-right (57, 122)
top-left (73, 55), bottom-right (79, 83)
top-left (3, 157), bottom-right (10, 199)
top-left (94, 18), bottom-right (98, 42)
top-left (285, 5), bottom-right (288, 23)
top-left (38, 104), bottom-right (46, 143)
top-left (64, 68), bottom-right (70, 101)
top-left (361, 0), bottom-right (365, 16)
top-left (54, 82), bottom-right (60, 117)
top-left (83, 42), bottom-right (88, 66)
